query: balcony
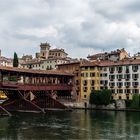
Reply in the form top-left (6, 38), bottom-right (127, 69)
top-left (125, 78), bottom-right (130, 81)
top-left (133, 85), bottom-right (138, 88)
top-left (110, 85), bottom-right (114, 88)
top-left (126, 69), bottom-right (129, 73)
top-left (125, 85), bottom-right (130, 88)
top-left (110, 78), bottom-right (114, 81)
top-left (133, 78), bottom-right (138, 81)
top-left (110, 71), bottom-right (114, 74)
top-left (118, 85), bottom-right (122, 88)
top-left (133, 69), bottom-right (138, 72)
top-left (118, 70), bottom-right (122, 73)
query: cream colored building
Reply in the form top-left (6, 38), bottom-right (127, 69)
top-left (21, 42), bottom-right (69, 70)
top-left (79, 59), bottom-right (140, 102)
top-left (87, 48), bottom-right (129, 61)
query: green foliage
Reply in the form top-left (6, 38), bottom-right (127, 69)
top-left (125, 100), bottom-right (132, 108)
top-left (9, 76), bottom-right (17, 81)
top-left (101, 89), bottom-right (112, 105)
top-left (89, 89), bottom-right (112, 106)
top-left (125, 94), bottom-right (140, 109)
top-left (130, 94), bottom-right (140, 109)
top-left (13, 52), bottom-right (19, 67)
top-left (90, 90), bottom-right (100, 105)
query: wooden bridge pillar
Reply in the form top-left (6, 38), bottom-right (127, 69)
top-left (2, 90), bottom-right (45, 113)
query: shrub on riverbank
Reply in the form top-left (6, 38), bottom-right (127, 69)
top-left (125, 94), bottom-right (140, 109)
top-left (89, 89), bottom-right (112, 106)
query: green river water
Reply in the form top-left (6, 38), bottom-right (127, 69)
top-left (0, 110), bottom-right (140, 140)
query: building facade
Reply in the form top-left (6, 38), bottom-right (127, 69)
top-left (21, 42), bottom-right (69, 70)
top-left (57, 62), bottom-right (81, 101)
top-left (80, 59), bottom-right (140, 103)
top-left (87, 48), bottom-right (129, 61)
top-left (80, 62), bottom-right (100, 101)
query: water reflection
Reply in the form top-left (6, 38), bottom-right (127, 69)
top-left (0, 110), bottom-right (140, 139)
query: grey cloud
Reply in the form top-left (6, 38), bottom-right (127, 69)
top-left (0, 0), bottom-right (140, 58)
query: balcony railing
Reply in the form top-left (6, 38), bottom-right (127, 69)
top-left (110, 78), bottom-right (115, 81)
top-left (126, 70), bottom-right (129, 73)
top-left (110, 71), bottom-right (114, 74)
top-left (125, 85), bottom-right (130, 88)
top-left (118, 85), bottom-right (122, 88)
top-left (125, 78), bottom-right (130, 81)
top-left (118, 70), bottom-right (122, 73)
top-left (133, 69), bottom-right (138, 72)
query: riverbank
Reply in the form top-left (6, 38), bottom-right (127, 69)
top-left (72, 107), bottom-right (140, 112)
top-left (65, 101), bottom-right (140, 112)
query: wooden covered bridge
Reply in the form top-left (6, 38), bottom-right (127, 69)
top-left (0, 66), bottom-right (74, 115)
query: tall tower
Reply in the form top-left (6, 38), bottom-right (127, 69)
top-left (40, 42), bottom-right (51, 59)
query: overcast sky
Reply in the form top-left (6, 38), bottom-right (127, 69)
top-left (1, 0), bottom-right (140, 58)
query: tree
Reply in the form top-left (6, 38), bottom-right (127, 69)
top-left (130, 94), bottom-right (140, 109)
top-left (89, 89), bottom-right (112, 106)
top-left (13, 52), bottom-right (19, 67)
top-left (89, 90), bottom-right (101, 105)
top-left (101, 89), bottom-right (112, 105)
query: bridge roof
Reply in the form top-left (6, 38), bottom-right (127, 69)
top-left (0, 66), bottom-right (74, 77)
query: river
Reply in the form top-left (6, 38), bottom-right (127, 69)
top-left (0, 110), bottom-right (140, 140)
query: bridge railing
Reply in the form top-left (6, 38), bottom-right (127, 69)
top-left (0, 81), bottom-right (73, 91)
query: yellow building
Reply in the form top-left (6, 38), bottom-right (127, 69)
top-left (80, 62), bottom-right (100, 102)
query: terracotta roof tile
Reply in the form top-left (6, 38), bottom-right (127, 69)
top-left (0, 66), bottom-right (74, 76)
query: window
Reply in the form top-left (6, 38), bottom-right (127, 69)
top-left (132, 65), bottom-right (138, 72)
top-left (111, 89), bottom-right (115, 94)
top-left (76, 73), bottom-right (79, 77)
top-left (109, 75), bottom-right (115, 80)
top-left (124, 82), bottom-right (131, 87)
top-left (117, 66), bottom-right (123, 72)
top-left (83, 80), bottom-right (87, 86)
top-left (85, 73), bottom-right (88, 77)
top-left (103, 67), bottom-right (107, 71)
top-left (125, 66), bottom-right (129, 73)
top-left (76, 80), bottom-right (79, 85)
top-left (91, 80), bottom-right (95, 86)
top-left (117, 82), bottom-right (123, 87)
top-left (116, 74), bottom-right (123, 80)
top-left (132, 74), bottom-right (139, 80)
top-left (90, 87), bottom-right (94, 91)
top-left (83, 87), bottom-right (87, 92)
top-left (110, 82), bottom-right (115, 87)
top-left (132, 82), bottom-right (139, 86)
top-left (132, 89), bottom-right (139, 94)
top-left (125, 89), bottom-right (131, 94)
top-left (117, 89), bottom-right (123, 93)
top-left (81, 73), bottom-right (84, 77)
top-left (109, 67), bottom-right (115, 72)
top-left (124, 74), bottom-right (130, 80)
top-left (90, 73), bottom-right (95, 77)
top-left (84, 95), bottom-right (87, 98)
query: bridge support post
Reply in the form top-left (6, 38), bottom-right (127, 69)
top-left (2, 90), bottom-right (45, 113)
top-left (32, 91), bottom-right (69, 110)
top-left (0, 105), bottom-right (12, 116)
